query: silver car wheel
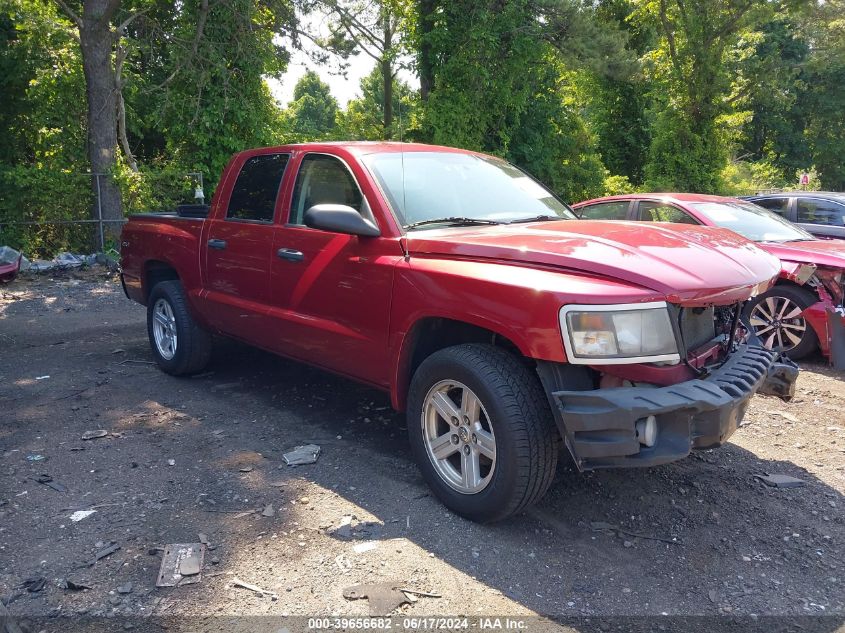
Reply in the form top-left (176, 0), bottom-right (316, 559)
top-left (421, 380), bottom-right (496, 494)
top-left (749, 295), bottom-right (807, 352)
top-left (152, 298), bottom-right (178, 360)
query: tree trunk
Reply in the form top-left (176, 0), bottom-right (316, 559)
top-left (381, 11), bottom-right (393, 139)
top-left (417, 0), bottom-right (435, 102)
top-left (381, 58), bottom-right (393, 139)
top-left (79, 0), bottom-right (123, 241)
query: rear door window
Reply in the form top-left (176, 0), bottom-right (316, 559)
top-left (226, 153), bottom-right (289, 222)
top-left (578, 201), bottom-right (630, 220)
top-left (637, 201), bottom-right (699, 224)
top-left (796, 198), bottom-right (845, 226)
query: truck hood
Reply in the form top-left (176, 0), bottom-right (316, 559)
top-left (758, 239), bottom-right (845, 271)
top-left (405, 220), bottom-right (781, 305)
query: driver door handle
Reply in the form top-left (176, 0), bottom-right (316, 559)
top-left (276, 248), bottom-right (304, 262)
top-left (207, 238), bottom-right (227, 250)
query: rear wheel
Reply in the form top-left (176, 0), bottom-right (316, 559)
top-left (407, 344), bottom-right (558, 522)
top-left (744, 285), bottom-right (819, 360)
top-left (147, 281), bottom-right (212, 375)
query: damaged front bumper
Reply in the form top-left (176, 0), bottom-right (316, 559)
top-left (542, 344), bottom-right (798, 470)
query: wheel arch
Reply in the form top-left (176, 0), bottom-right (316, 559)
top-left (391, 317), bottom-right (530, 411)
top-left (144, 260), bottom-right (181, 301)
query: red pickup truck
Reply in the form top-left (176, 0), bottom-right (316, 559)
top-left (121, 142), bottom-right (798, 521)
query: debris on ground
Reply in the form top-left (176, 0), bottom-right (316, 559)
top-left (352, 541), bottom-right (379, 554)
top-left (117, 583), bottom-right (133, 594)
top-left (21, 576), bottom-right (46, 593)
top-left (282, 443), bottom-right (321, 466)
top-left (589, 521), bottom-right (678, 544)
top-left (232, 577), bottom-right (277, 599)
top-left (81, 430), bottom-right (109, 441)
top-left (239, 466), bottom-right (253, 473)
top-left (62, 579), bottom-right (92, 591)
top-left (84, 542), bottom-right (121, 567)
top-left (35, 376), bottom-right (50, 381)
top-left (261, 504), bottom-right (275, 517)
top-left (26, 454), bottom-right (46, 461)
top-left (756, 473), bottom-right (807, 488)
top-left (156, 543), bottom-right (205, 587)
top-left (768, 411), bottom-right (800, 423)
top-left (33, 474), bottom-right (66, 492)
top-left (69, 509), bottom-right (97, 523)
top-left (343, 582), bottom-right (410, 615)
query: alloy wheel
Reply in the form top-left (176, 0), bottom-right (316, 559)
top-left (749, 295), bottom-right (807, 352)
top-left (152, 298), bottom-right (178, 360)
top-left (421, 380), bottom-right (496, 494)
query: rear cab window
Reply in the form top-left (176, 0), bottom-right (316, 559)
top-left (226, 153), bottom-right (290, 222)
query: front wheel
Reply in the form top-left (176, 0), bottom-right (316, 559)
top-left (407, 344), bottom-right (558, 522)
top-left (147, 280), bottom-right (212, 375)
top-left (744, 285), bottom-right (819, 360)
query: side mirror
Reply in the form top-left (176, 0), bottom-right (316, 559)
top-left (304, 204), bottom-right (380, 237)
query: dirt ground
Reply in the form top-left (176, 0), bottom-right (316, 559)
top-left (1, 269), bottom-right (843, 632)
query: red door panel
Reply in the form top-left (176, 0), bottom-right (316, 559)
top-left (268, 226), bottom-right (403, 387)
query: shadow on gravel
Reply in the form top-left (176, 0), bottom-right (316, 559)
top-left (189, 339), bottom-right (845, 624)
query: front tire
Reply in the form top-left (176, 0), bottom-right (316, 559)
top-left (744, 285), bottom-right (819, 360)
top-left (407, 344), bottom-right (558, 522)
top-left (147, 281), bottom-right (212, 375)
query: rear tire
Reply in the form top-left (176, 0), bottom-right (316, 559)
top-left (407, 344), bottom-right (558, 522)
top-left (743, 285), bottom-right (819, 360)
top-left (147, 281), bottom-right (212, 375)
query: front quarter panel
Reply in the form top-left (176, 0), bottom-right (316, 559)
top-left (388, 257), bottom-right (661, 408)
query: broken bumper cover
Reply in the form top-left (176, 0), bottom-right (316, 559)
top-left (549, 344), bottom-right (798, 470)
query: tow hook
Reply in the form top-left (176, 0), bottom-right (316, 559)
top-left (757, 354), bottom-right (799, 402)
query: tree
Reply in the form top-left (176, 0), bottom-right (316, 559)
top-left (734, 17), bottom-right (811, 182)
top-left (636, 0), bottom-right (773, 191)
top-left (314, 0), bottom-right (404, 138)
top-left (579, 0), bottom-right (655, 186)
top-left (337, 66), bottom-right (416, 140)
top-left (282, 70), bottom-right (339, 140)
top-left (801, 0), bottom-right (845, 190)
top-left (414, 0), bottom-right (620, 201)
top-left (49, 0), bottom-right (297, 228)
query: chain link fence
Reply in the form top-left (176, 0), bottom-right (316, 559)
top-left (0, 168), bottom-right (204, 260)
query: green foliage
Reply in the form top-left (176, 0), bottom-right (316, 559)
top-left (643, 106), bottom-right (725, 192)
top-left (603, 174), bottom-right (638, 195)
top-left (2, 0), bottom-right (844, 261)
top-left (418, 0), bottom-right (607, 201)
top-left (337, 67), bottom-right (418, 140)
top-left (720, 160), bottom-right (788, 196)
top-left (150, 0), bottom-right (297, 191)
top-left (281, 70), bottom-right (340, 141)
top-left (0, 166), bottom-right (93, 256)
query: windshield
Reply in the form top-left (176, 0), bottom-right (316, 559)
top-left (689, 201), bottom-right (815, 243)
top-left (361, 151), bottom-right (576, 229)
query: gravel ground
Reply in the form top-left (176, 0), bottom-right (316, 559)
top-left (1, 269), bottom-right (843, 632)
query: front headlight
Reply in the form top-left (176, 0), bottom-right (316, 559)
top-left (559, 302), bottom-right (680, 364)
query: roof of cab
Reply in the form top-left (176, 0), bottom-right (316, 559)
top-left (237, 141), bottom-right (483, 157)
